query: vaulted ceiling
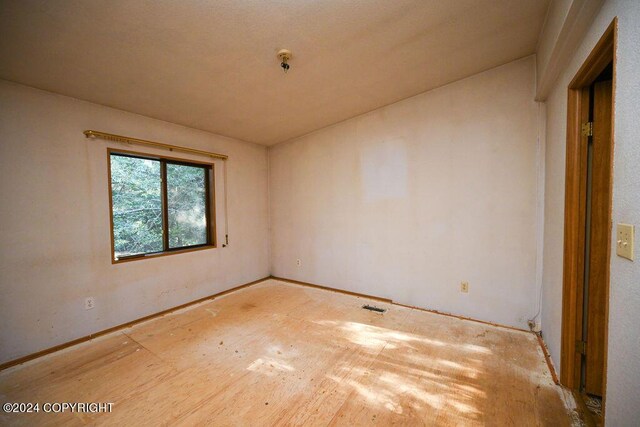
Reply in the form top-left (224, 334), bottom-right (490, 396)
top-left (0, 0), bottom-right (550, 145)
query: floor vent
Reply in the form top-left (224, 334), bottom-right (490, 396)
top-left (362, 304), bottom-right (386, 313)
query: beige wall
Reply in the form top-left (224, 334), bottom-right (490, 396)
top-left (269, 56), bottom-right (542, 329)
top-left (0, 81), bottom-right (270, 364)
top-left (540, 0), bottom-right (640, 423)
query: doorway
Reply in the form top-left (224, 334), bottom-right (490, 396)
top-left (560, 18), bottom-right (616, 417)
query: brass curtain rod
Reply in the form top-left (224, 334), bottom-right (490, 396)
top-left (83, 130), bottom-right (228, 160)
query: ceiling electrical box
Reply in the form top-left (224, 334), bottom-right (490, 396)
top-left (616, 223), bottom-right (634, 261)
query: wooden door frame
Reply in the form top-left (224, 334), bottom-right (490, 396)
top-left (560, 17), bottom-right (616, 403)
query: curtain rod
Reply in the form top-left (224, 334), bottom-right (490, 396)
top-left (83, 130), bottom-right (228, 160)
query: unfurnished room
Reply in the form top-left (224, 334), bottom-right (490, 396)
top-left (0, 0), bottom-right (639, 425)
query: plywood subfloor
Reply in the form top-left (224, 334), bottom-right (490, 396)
top-left (0, 279), bottom-right (578, 425)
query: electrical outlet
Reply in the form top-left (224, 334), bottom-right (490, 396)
top-left (527, 320), bottom-right (542, 333)
top-left (460, 281), bottom-right (469, 293)
top-left (296, 259), bottom-right (302, 267)
top-left (528, 320), bottom-right (535, 330)
top-left (85, 297), bottom-right (95, 310)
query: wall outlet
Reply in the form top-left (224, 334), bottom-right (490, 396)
top-left (528, 320), bottom-right (542, 333)
top-left (85, 297), bottom-right (95, 310)
top-left (296, 259), bottom-right (302, 267)
top-left (460, 281), bottom-right (469, 293)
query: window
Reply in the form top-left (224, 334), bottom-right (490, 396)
top-left (108, 150), bottom-right (214, 262)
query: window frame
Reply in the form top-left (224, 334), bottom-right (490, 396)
top-left (107, 148), bottom-right (216, 264)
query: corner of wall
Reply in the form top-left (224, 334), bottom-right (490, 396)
top-left (266, 144), bottom-right (274, 276)
top-left (533, 100), bottom-right (547, 330)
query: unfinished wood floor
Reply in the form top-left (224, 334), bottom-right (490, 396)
top-left (0, 279), bottom-right (577, 426)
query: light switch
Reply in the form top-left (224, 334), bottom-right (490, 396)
top-left (616, 223), bottom-right (634, 261)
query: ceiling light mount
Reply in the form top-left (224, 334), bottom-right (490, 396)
top-left (277, 49), bottom-right (292, 73)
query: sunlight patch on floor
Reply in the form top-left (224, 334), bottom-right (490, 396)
top-left (246, 357), bottom-right (295, 376)
top-left (328, 374), bottom-right (407, 413)
top-left (314, 319), bottom-right (448, 350)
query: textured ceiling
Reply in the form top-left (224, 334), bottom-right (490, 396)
top-left (0, 0), bottom-right (550, 145)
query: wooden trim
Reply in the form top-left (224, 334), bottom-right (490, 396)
top-left (107, 151), bottom-right (116, 264)
top-left (211, 164), bottom-right (218, 247)
top-left (568, 19), bottom-right (616, 89)
top-left (270, 276), bottom-right (529, 333)
top-left (0, 276), bottom-right (271, 372)
top-left (107, 147), bottom-right (218, 167)
top-left (537, 334), bottom-right (560, 385)
top-left (111, 244), bottom-right (217, 264)
top-left (107, 147), bottom-right (217, 264)
top-left (560, 17), bottom-right (616, 403)
top-left (601, 23), bottom-right (616, 417)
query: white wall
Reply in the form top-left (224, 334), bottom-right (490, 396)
top-left (540, 0), bottom-right (640, 424)
top-left (0, 81), bottom-right (270, 364)
top-left (269, 56), bottom-right (541, 329)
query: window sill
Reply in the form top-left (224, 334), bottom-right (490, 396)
top-left (112, 244), bottom-right (216, 264)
